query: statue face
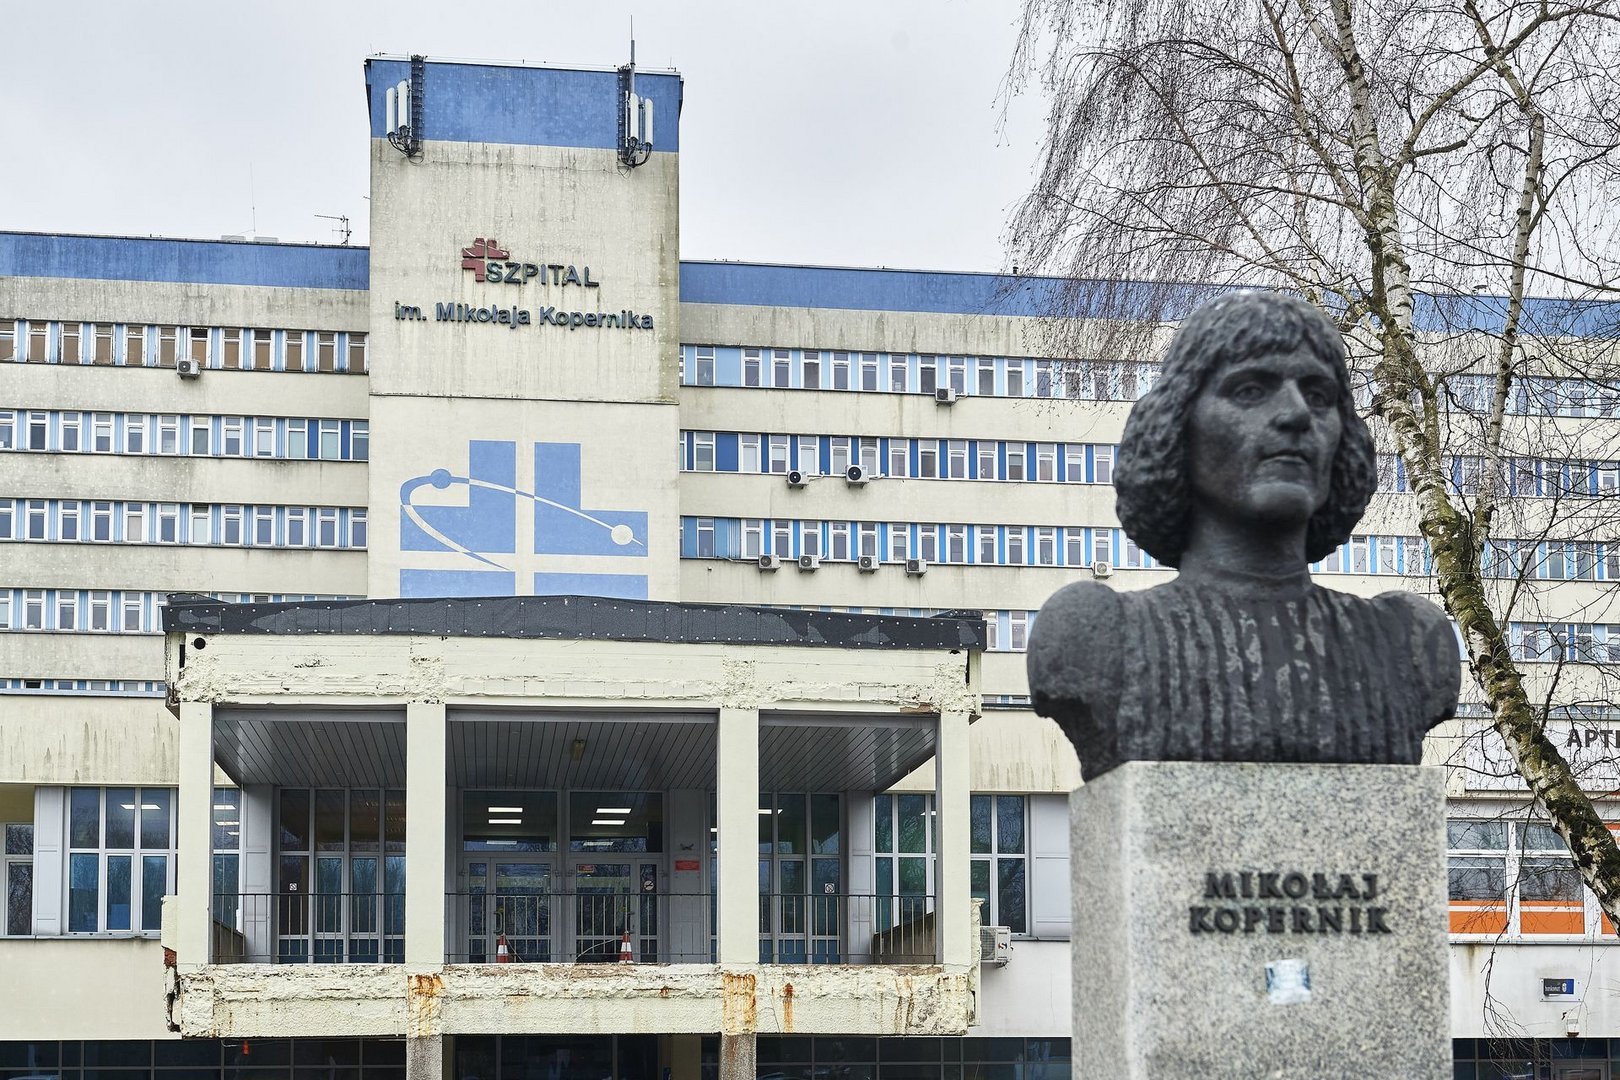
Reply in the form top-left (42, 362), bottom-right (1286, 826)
top-left (1186, 345), bottom-right (1342, 529)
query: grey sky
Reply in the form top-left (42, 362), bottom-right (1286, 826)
top-left (0, 1), bottom-right (1045, 273)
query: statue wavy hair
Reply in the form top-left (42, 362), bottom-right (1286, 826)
top-left (1113, 291), bottom-right (1377, 568)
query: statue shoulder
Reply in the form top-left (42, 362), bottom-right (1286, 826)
top-left (1026, 581), bottom-right (1126, 718)
top-left (1372, 589), bottom-right (1462, 727)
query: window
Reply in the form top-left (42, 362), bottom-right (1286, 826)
top-left (61, 323), bottom-right (82, 364)
top-left (5, 822), bottom-right (33, 937)
top-left (319, 419), bottom-right (341, 460)
top-left (918, 526), bottom-right (938, 564)
top-left (253, 329), bottom-right (273, 370)
top-left (946, 525), bottom-right (967, 564)
top-left (93, 324), bottom-right (114, 365)
top-left (317, 332), bottom-right (337, 372)
top-left (348, 332), bottom-right (368, 372)
top-left (874, 793), bottom-right (935, 928)
top-left (223, 418), bottom-right (244, 456)
top-left (695, 517), bottom-right (716, 558)
top-left (917, 441), bottom-right (938, 479)
top-left (26, 411), bottom-right (47, 450)
top-left (124, 415), bottom-right (147, 454)
top-left (977, 443), bottom-right (997, 480)
top-left (1065, 530), bottom-right (1084, 566)
top-left (0, 411), bottom-right (13, 449)
top-left (858, 437), bottom-right (879, 475)
top-left (802, 350), bottom-right (821, 389)
top-left (1005, 359), bottom-right (1025, 397)
top-left (350, 510), bottom-right (368, 549)
top-left (190, 416), bottom-right (211, 455)
top-left (977, 357), bottom-right (995, 396)
top-left (1035, 527), bottom-right (1057, 566)
top-left (66, 787), bottom-right (175, 932)
top-left (253, 417), bottom-right (275, 457)
top-left (743, 349), bottom-right (761, 387)
top-left (286, 508), bottom-right (308, 547)
top-left (23, 590), bottom-right (45, 629)
top-left (888, 440), bottom-right (908, 478)
top-left (125, 326), bottom-right (146, 366)
top-left (88, 591), bottom-right (111, 632)
top-left (91, 413), bottom-right (112, 453)
top-left (971, 794), bottom-right (1027, 933)
top-left (1006, 444), bottom-right (1026, 482)
top-left (918, 355), bottom-right (937, 395)
top-left (889, 524), bottom-right (910, 563)
top-left (772, 349), bottom-right (791, 388)
top-left (830, 522), bottom-right (851, 561)
top-left (978, 526), bottom-right (997, 565)
top-left (286, 330), bottom-right (305, 372)
top-left (1007, 528), bottom-right (1027, 566)
top-left (58, 501), bottom-right (80, 541)
top-left (947, 355), bottom-right (967, 394)
top-left (947, 441), bottom-right (968, 479)
top-left (0, 501), bottom-right (10, 539)
top-left (740, 434), bottom-right (762, 473)
top-left (800, 521), bottom-right (821, 559)
top-left (771, 520), bottom-right (792, 557)
top-left (121, 594), bottom-right (143, 632)
top-left (831, 351), bottom-right (850, 390)
top-left (26, 322), bottom-right (48, 362)
top-left (25, 500), bottom-right (47, 540)
top-left (352, 421), bottom-right (369, 462)
top-left (1094, 529), bottom-right (1114, 566)
top-left (316, 508), bottom-right (339, 547)
top-left (90, 502), bottom-right (113, 542)
top-left (767, 435), bottom-right (789, 474)
top-left (55, 591), bottom-right (78, 631)
top-left (189, 328), bottom-right (208, 367)
top-left (860, 352), bottom-right (879, 391)
top-left (252, 506), bottom-right (275, 546)
top-left (890, 354), bottom-right (907, 392)
top-left (124, 503), bottom-right (146, 543)
top-left (190, 506), bottom-right (212, 545)
top-left (741, 519), bottom-right (764, 559)
top-left (221, 506), bottom-right (244, 545)
top-left (1009, 611), bottom-right (1029, 652)
top-left (60, 413), bottom-right (80, 452)
top-left (829, 437), bottom-right (851, 477)
top-left (157, 415), bottom-right (180, 455)
top-left (221, 329), bottom-right (242, 369)
top-left (156, 505), bottom-right (179, 544)
top-left (694, 346), bottom-right (715, 386)
top-left (0, 321), bottom-right (13, 361)
top-left (858, 522), bottom-right (878, 559)
top-left (797, 436), bottom-right (820, 476)
top-left (1036, 443), bottom-right (1057, 482)
top-left (693, 432), bottom-right (716, 472)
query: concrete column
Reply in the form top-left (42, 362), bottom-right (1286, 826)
top-left (404, 702), bottom-right (448, 967)
top-left (405, 1033), bottom-right (445, 1080)
top-left (719, 1032), bottom-right (756, 1080)
top-left (177, 701), bottom-right (214, 968)
top-left (934, 708), bottom-right (972, 969)
top-left (716, 707), bottom-right (760, 966)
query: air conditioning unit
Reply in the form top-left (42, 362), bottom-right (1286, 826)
top-left (980, 925), bottom-right (1011, 966)
top-left (786, 469), bottom-right (807, 488)
top-left (857, 554), bottom-right (879, 573)
top-left (797, 554), bottom-right (821, 571)
top-left (757, 554), bottom-right (782, 571)
top-left (1091, 560), bottom-right (1114, 579)
top-left (176, 359), bottom-right (203, 379)
top-left (905, 558), bottom-right (928, 576)
top-left (845, 464), bottom-right (868, 486)
top-left (935, 387), bottom-right (958, 405)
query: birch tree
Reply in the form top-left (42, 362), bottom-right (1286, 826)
top-left (1005, 0), bottom-right (1620, 924)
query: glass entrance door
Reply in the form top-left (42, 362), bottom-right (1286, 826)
top-left (466, 860), bottom-right (553, 962)
top-left (570, 858), bottom-right (660, 962)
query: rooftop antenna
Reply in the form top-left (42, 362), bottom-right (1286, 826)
top-left (315, 214), bottom-right (352, 245)
top-left (617, 29), bottom-right (653, 168)
top-left (385, 55), bottom-right (425, 158)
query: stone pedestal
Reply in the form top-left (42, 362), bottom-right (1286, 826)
top-left (1071, 761), bottom-right (1449, 1079)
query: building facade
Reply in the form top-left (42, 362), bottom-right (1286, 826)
top-left (0, 54), bottom-right (1616, 1080)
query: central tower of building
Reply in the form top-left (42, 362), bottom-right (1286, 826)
top-left (363, 57), bottom-right (684, 600)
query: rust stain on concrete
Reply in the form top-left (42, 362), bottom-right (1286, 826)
top-left (406, 973), bottom-right (444, 1038)
top-left (720, 971), bottom-right (757, 1033)
top-left (781, 982), bottom-right (794, 1032)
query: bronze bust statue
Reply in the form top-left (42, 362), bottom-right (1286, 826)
top-left (1026, 292), bottom-right (1459, 781)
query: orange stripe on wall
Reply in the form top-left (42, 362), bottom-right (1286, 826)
top-left (1519, 901), bottom-right (1585, 935)
top-left (1450, 902), bottom-right (1509, 934)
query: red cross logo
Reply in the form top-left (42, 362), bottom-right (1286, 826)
top-left (461, 237), bottom-right (510, 281)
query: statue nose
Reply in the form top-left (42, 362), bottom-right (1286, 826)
top-left (1272, 384), bottom-right (1312, 431)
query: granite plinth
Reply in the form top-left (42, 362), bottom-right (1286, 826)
top-left (1071, 761), bottom-right (1449, 1080)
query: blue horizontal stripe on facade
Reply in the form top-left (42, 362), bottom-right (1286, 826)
top-left (0, 232), bottom-right (368, 290)
top-left (364, 59), bottom-right (682, 152)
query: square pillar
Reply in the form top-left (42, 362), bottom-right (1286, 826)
top-left (716, 707), bottom-right (760, 966)
top-left (405, 702), bottom-right (448, 966)
top-left (177, 701), bottom-right (214, 968)
top-left (934, 708), bottom-right (972, 969)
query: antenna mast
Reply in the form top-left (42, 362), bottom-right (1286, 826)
top-left (315, 214), bottom-right (352, 245)
top-left (617, 31), bottom-right (653, 168)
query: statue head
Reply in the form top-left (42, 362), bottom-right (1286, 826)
top-left (1113, 291), bottom-right (1377, 568)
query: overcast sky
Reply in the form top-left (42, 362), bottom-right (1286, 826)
top-left (0, 1), bottom-right (1046, 273)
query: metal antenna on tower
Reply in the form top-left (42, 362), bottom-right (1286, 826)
top-left (315, 215), bottom-right (352, 246)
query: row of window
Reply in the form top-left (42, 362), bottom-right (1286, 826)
top-left (0, 320), bottom-right (367, 372)
top-left (1446, 817), bottom-right (1597, 938)
top-left (0, 500), bottom-right (367, 548)
top-left (0, 410), bottom-right (369, 461)
top-left (682, 431), bottom-right (1117, 484)
top-left (1418, 454), bottom-right (1620, 498)
top-left (0, 679), bottom-right (164, 696)
top-left (1508, 623), bottom-right (1620, 664)
top-left (0, 591), bottom-right (353, 633)
top-left (1440, 372), bottom-right (1620, 419)
top-left (679, 517), bottom-right (1157, 569)
top-left (683, 346), bottom-right (1156, 399)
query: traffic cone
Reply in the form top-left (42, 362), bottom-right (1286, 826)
top-left (495, 933), bottom-right (511, 963)
top-left (618, 932), bottom-right (633, 964)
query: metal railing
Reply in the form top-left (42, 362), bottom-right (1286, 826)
top-left (759, 892), bottom-right (936, 964)
top-left (445, 889), bottom-right (713, 964)
top-left (212, 892), bottom-right (403, 964)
